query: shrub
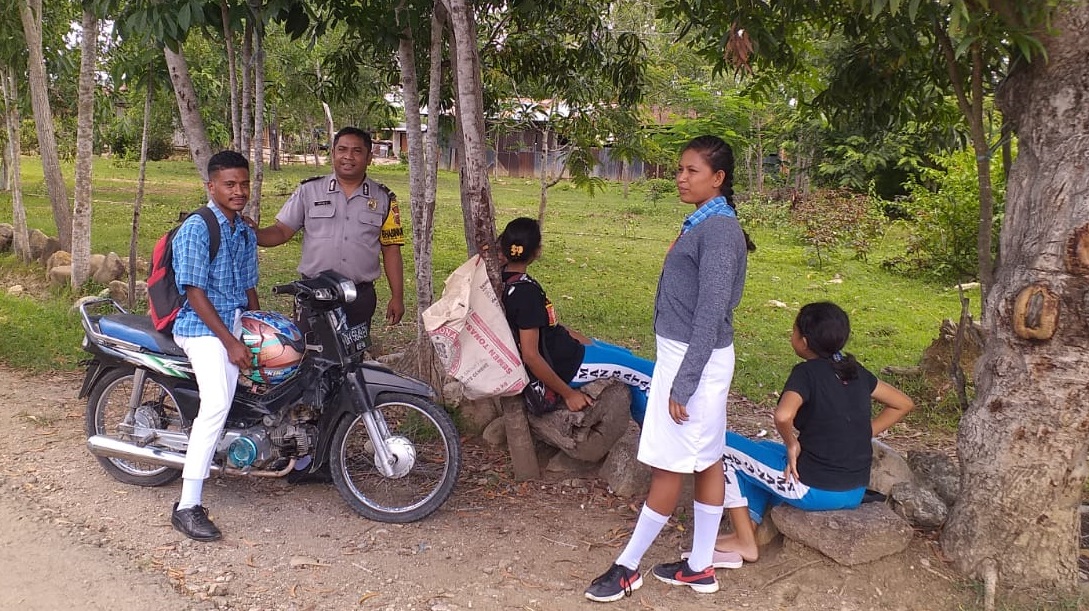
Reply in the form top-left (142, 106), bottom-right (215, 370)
top-left (790, 188), bottom-right (885, 267)
top-left (897, 149), bottom-right (1005, 283)
top-left (641, 178), bottom-right (676, 204)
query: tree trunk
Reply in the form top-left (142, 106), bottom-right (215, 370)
top-left (71, 9), bottom-right (97, 288)
top-left (164, 46), bottom-right (212, 182)
top-left (322, 101), bottom-right (335, 157)
top-left (537, 128), bottom-right (549, 229)
top-left (269, 106), bottom-right (280, 171)
top-left (241, 20), bottom-right (253, 160)
top-left (419, 4), bottom-right (446, 377)
top-left (443, 0), bottom-right (539, 481)
top-left (396, 6), bottom-right (434, 335)
top-left (621, 158), bottom-right (630, 200)
top-left (20, 0), bottom-right (71, 250)
top-left (942, 4), bottom-right (1089, 594)
top-left (246, 2), bottom-right (265, 223)
top-left (128, 72), bottom-right (153, 310)
top-left (221, 0), bottom-right (241, 151)
top-left (1, 65), bottom-right (29, 260)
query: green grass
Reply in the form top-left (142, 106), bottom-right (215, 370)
top-left (0, 155), bottom-right (979, 410)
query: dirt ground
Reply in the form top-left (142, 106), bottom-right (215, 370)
top-left (0, 363), bottom-right (983, 611)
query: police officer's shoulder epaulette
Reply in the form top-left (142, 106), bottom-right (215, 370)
top-left (374, 181), bottom-right (397, 200)
top-left (299, 175), bottom-right (324, 185)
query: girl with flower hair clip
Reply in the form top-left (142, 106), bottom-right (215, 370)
top-left (498, 217), bottom-right (655, 423)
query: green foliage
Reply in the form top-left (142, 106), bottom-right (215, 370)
top-left (890, 149), bottom-right (1005, 282)
top-left (790, 189), bottom-right (886, 267)
top-left (641, 178), bottom-right (678, 204)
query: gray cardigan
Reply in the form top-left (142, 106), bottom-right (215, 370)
top-left (653, 215), bottom-right (748, 405)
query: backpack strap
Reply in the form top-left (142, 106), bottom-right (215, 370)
top-left (191, 206), bottom-right (222, 261)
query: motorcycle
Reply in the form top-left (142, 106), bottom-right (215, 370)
top-left (78, 271), bottom-right (461, 523)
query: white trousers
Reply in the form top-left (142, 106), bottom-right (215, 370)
top-left (174, 330), bottom-right (240, 480)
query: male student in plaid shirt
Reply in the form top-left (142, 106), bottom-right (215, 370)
top-left (170, 150), bottom-right (259, 542)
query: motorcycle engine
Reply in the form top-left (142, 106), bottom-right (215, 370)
top-left (270, 423), bottom-right (317, 457)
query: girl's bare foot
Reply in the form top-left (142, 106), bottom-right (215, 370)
top-left (714, 532), bottom-right (759, 562)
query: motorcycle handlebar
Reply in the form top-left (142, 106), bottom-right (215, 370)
top-left (271, 283), bottom-right (300, 295)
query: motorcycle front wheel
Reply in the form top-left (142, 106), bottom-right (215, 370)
top-left (329, 393), bottom-right (461, 523)
top-left (85, 367), bottom-right (183, 487)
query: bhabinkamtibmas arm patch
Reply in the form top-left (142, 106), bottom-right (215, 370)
top-left (380, 194), bottom-right (406, 246)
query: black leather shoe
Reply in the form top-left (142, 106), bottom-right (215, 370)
top-left (171, 502), bottom-right (222, 542)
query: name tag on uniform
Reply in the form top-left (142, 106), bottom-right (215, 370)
top-left (315, 200), bottom-right (332, 206)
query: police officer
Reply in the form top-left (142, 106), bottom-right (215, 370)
top-left (256, 127), bottom-right (406, 334)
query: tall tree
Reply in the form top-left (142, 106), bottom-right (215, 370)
top-left (0, 65), bottom-right (29, 261)
top-left (941, 3), bottom-right (1089, 594)
top-left (221, 0), bottom-right (242, 150)
top-left (71, 6), bottom-right (99, 288)
top-left (164, 44), bottom-right (213, 181)
top-left (19, 0), bottom-right (72, 250)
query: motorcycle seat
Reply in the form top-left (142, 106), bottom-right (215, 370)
top-left (98, 314), bottom-right (187, 357)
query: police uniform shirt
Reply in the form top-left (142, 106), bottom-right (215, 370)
top-left (276, 174), bottom-right (405, 283)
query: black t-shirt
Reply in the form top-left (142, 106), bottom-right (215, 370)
top-left (783, 358), bottom-right (879, 491)
top-left (501, 270), bottom-right (585, 384)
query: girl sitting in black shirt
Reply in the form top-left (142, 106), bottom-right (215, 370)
top-left (500, 217), bottom-right (654, 423)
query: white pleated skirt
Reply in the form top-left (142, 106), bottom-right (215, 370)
top-left (637, 335), bottom-right (734, 473)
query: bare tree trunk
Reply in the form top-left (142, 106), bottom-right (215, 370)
top-left (621, 157), bottom-right (630, 200)
top-left (418, 3), bottom-right (446, 377)
top-left (71, 9), bottom-right (98, 288)
top-left (942, 4), bottom-right (1089, 594)
top-left (164, 46), bottom-right (213, 182)
top-left (246, 1), bottom-right (265, 223)
top-left (537, 128), bottom-right (549, 229)
top-left (20, 0), bottom-right (71, 250)
top-left (1, 65), bottom-right (30, 260)
top-left (268, 106), bottom-right (280, 171)
top-left (443, 0), bottom-right (539, 481)
top-left (241, 20), bottom-right (253, 160)
top-left (128, 72), bottom-right (154, 310)
top-left (322, 101), bottom-right (335, 156)
top-left (221, 0), bottom-right (241, 151)
top-left (396, 5), bottom-right (434, 335)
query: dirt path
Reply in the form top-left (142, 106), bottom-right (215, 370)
top-left (0, 364), bottom-right (976, 610)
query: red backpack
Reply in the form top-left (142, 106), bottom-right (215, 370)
top-left (146, 207), bottom-right (221, 332)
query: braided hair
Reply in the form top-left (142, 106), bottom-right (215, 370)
top-left (795, 302), bottom-right (859, 381)
top-left (681, 136), bottom-right (756, 252)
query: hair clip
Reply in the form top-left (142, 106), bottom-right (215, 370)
top-left (832, 351), bottom-right (844, 362)
top-left (510, 245), bottom-right (524, 257)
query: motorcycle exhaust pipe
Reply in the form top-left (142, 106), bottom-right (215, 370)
top-left (87, 434), bottom-right (220, 473)
top-left (87, 435), bottom-right (297, 477)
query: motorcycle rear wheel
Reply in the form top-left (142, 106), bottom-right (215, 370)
top-left (329, 393), bottom-right (461, 523)
top-left (85, 367), bottom-right (183, 487)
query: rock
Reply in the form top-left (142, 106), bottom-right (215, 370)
top-left (0, 223), bottom-right (12, 252)
top-left (29, 229), bottom-right (61, 266)
top-left (93, 251), bottom-right (127, 284)
top-left (599, 422), bottom-right (649, 498)
top-left (46, 250), bottom-right (72, 270)
top-left (459, 397), bottom-right (500, 434)
top-left (89, 253), bottom-right (106, 278)
top-left (527, 379), bottom-right (629, 462)
top-left (7, 285), bottom-right (25, 296)
top-left (869, 439), bottom-right (914, 494)
top-left (48, 264), bottom-right (72, 287)
top-left (768, 502), bottom-right (913, 566)
top-left (108, 279), bottom-right (147, 304)
top-left (889, 481), bottom-right (948, 528)
top-left (441, 380), bottom-right (465, 410)
top-left (481, 417), bottom-right (507, 448)
top-left (544, 452), bottom-right (599, 475)
top-left (907, 450), bottom-right (960, 506)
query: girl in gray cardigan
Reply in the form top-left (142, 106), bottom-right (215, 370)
top-left (586, 135), bottom-right (752, 603)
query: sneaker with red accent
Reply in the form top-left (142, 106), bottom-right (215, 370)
top-left (584, 563), bottom-right (643, 603)
top-left (651, 559), bottom-right (719, 593)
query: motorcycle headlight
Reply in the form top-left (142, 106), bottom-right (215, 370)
top-left (338, 279), bottom-right (357, 304)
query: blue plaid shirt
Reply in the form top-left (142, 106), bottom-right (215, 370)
top-left (172, 203), bottom-right (258, 337)
top-left (681, 195), bottom-right (736, 235)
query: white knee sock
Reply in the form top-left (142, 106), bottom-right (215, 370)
top-left (687, 500), bottom-right (724, 572)
top-left (616, 504), bottom-right (670, 570)
top-left (177, 478), bottom-right (204, 510)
